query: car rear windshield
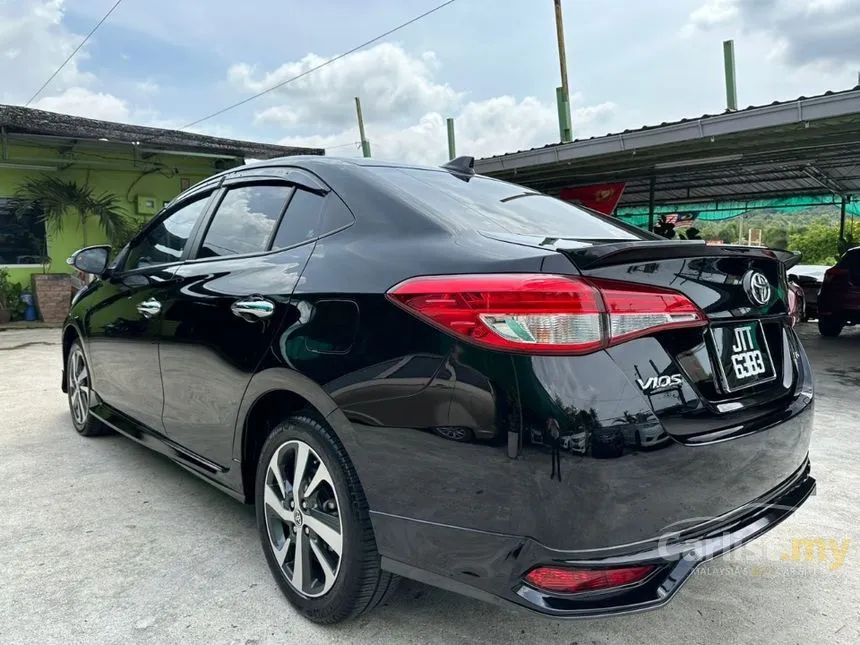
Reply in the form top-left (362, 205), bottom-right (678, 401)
top-left (368, 166), bottom-right (646, 240)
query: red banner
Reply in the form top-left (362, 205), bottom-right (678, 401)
top-left (559, 182), bottom-right (626, 216)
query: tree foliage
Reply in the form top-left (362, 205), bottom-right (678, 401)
top-left (15, 175), bottom-right (131, 248)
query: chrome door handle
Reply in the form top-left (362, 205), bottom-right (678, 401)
top-left (137, 298), bottom-right (161, 318)
top-left (231, 298), bottom-right (275, 320)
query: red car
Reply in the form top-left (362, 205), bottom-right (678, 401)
top-left (816, 247), bottom-right (860, 336)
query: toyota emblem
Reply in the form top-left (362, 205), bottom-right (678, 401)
top-left (742, 270), bottom-right (772, 306)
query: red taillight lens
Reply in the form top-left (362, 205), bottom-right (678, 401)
top-left (524, 565), bottom-right (656, 594)
top-left (594, 279), bottom-right (706, 344)
top-left (823, 268), bottom-right (848, 283)
top-left (386, 273), bottom-right (705, 354)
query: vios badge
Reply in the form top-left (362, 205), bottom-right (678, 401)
top-left (637, 374), bottom-right (683, 393)
top-left (742, 270), bottom-right (772, 306)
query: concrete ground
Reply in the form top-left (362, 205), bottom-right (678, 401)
top-left (1, 324), bottom-right (858, 645)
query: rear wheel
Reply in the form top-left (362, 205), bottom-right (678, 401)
top-left (818, 316), bottom-right (844, 337)
top-left (66, 341), bottom-right (109, 437)
top-left (255, 415), bottom-right (397, 624)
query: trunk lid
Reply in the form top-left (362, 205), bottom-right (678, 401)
top-left (480, 231), bottom-right (799, 435)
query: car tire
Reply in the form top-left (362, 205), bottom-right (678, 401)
top-left (66, 341), bottom-right (109, 437)
top-left (818, 316), bottom-right (844, 337)
top-left (255, 415), bottom-right (397, 624)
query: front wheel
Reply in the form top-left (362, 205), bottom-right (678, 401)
top-left (818, 316), bottom-right (844, 337)
top-left (255, 415), bottom-right (397, 624)
top-left (66, 341), bottom-right (109, 437)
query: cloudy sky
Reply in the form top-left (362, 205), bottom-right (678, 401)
top-left (2, 0), bottom-right (858, 164)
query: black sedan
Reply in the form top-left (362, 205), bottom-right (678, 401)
top-left (62, 155), bottom-right (815, 624)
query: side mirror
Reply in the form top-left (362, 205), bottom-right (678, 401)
top-left (67, 245), bottom-right (111, 276)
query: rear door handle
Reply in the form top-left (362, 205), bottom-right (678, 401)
top-left (231, 298), bottom-right (275, 320)
top-left (137, 298), bottom-right (161, 318)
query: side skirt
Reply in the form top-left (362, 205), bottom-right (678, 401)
top-left (90, 403), bottom-right (245, 503)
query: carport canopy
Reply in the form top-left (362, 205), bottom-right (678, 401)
top-left (474, 87), bottom-right (860, 232)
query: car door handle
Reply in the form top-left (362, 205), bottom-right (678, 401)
top-left (231, 298), bottom-right (275, 320)
top-left (137, 298), bottom-right (162, 318)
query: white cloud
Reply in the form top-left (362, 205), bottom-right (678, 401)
top-left (0, 0), bottom-right (94, 103)
top-left (135, 80), bottom-right (160, 95)
top-left (230, 43), bottom-right (463, 129)
top-left (276, 94), bottom-right (617, 165)
top-left (31, 87), bottom-right (130, 121)
top-left (682, 0), bottom-right (860, 71)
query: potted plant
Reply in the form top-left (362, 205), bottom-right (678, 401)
top-left (15, 175), bottom-right (130, 323)
top-left (0, 268), bottom-right (25, 324)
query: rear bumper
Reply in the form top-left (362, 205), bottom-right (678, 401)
top-left (376, 457), bottom-right (816, 618)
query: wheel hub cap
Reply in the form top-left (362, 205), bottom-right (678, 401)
top-left (263, 439), bottom-right (343, 598)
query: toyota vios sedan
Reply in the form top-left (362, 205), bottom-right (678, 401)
top-left (62, 155), bottom-right (815, 624)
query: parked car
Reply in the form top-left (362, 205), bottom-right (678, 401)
top-left (816, 248), bottom-right (860, 336)
top-left (62, 156), bottom-right (815, 624)
top-left (788, 263), bottom-right (830, 321)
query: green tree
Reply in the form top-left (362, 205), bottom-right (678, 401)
top-left (763, 226), bottom-right (788, 250)
top-left (787, 223), bottom-right (849, 264)
top-left (15, 175), bottom-right (131, 248)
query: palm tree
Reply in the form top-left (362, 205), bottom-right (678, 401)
top-left (15, 175), bottom-right (130, 248)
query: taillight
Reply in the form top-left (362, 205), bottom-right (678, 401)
top-left (385, 273), bottom-right (705, 355)
top-left (823, 268), bottom-right (848, 283)
top-left (524, 565), bottom-right (656, 594)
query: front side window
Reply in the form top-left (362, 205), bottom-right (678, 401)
top-left (198, 184), bottom-right (292, 259)
top-left (124, 195), bottom-right (209, 271)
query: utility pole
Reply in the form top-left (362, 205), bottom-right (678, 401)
top-left (723, 39), bottom-right (738, 111)
top-left (355, 96), bottom-right (371, 158)
top-left (553, 0), bottom-right (573, 142)
top-left (446, 118), bottom-right (456, 160)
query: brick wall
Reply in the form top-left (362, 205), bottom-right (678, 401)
top-left (32, 274), bottom-right (72, 324)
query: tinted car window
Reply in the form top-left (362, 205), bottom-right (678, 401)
top-left (368, 167), bottom-right (644, 240)
top-left (125, 195), bottom-right (209, 271)
top-left (198, 185), bottom-right (291, 258)
top-left (271, 189), bottom-right (325, 249)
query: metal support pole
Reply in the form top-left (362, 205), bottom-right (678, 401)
top-left (446, 118), bottom-right (456, 160)
top-left (723, 40), bottom-right (738, 111)
top-left (839, 195), bottom-right (847, 248)
top-left (647, 176), bottom-right (656, 232)
top-left (355, 97), bottom-right (371, 158)
top-left (554, 0), bottom-right (573, 142)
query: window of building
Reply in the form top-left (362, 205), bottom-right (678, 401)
top-left (0, 198), bottom-right (47, 266)
top-left (198, 185), bottom-right (292, 259)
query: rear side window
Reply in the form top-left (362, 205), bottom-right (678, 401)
top-left (271, 189), bottom-right (325, 249)
top-left (368, 167), bottom-right (644, 240)
top-left (198, 184), bottom-right (291, 258)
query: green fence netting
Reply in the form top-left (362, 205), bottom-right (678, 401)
top-left (615, 195), bottom-right (860, 227)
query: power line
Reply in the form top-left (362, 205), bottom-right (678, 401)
top-left (178, 0), bottom-right (460, 131)
top-left (26, 0), bottom-right (126, 106)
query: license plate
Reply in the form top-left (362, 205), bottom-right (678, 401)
top-left (709, 321), bottom-right (776, 393)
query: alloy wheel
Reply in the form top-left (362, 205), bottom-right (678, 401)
top-left (263, 439), bottom-right (344, 598)
top-left (68, 346), bottom-right (91, 427)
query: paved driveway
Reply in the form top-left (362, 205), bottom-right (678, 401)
top-left (1, 325), bottom-right (858, 644)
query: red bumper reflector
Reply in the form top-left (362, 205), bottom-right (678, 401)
top-left (524, 565), bottom-right (656, 594)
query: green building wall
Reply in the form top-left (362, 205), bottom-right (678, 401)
top-left (1, 141), bottom-right (237, 287)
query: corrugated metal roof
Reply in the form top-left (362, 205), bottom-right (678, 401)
top-left (0, 104), bottom-right (323, 159)
top-left (476, 86), bottom-right (860, 163)
top-left (474, 86), bottom-right (860, 206)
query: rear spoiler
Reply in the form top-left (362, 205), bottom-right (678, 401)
top-left (563, 240), bottom-right (801, 270)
